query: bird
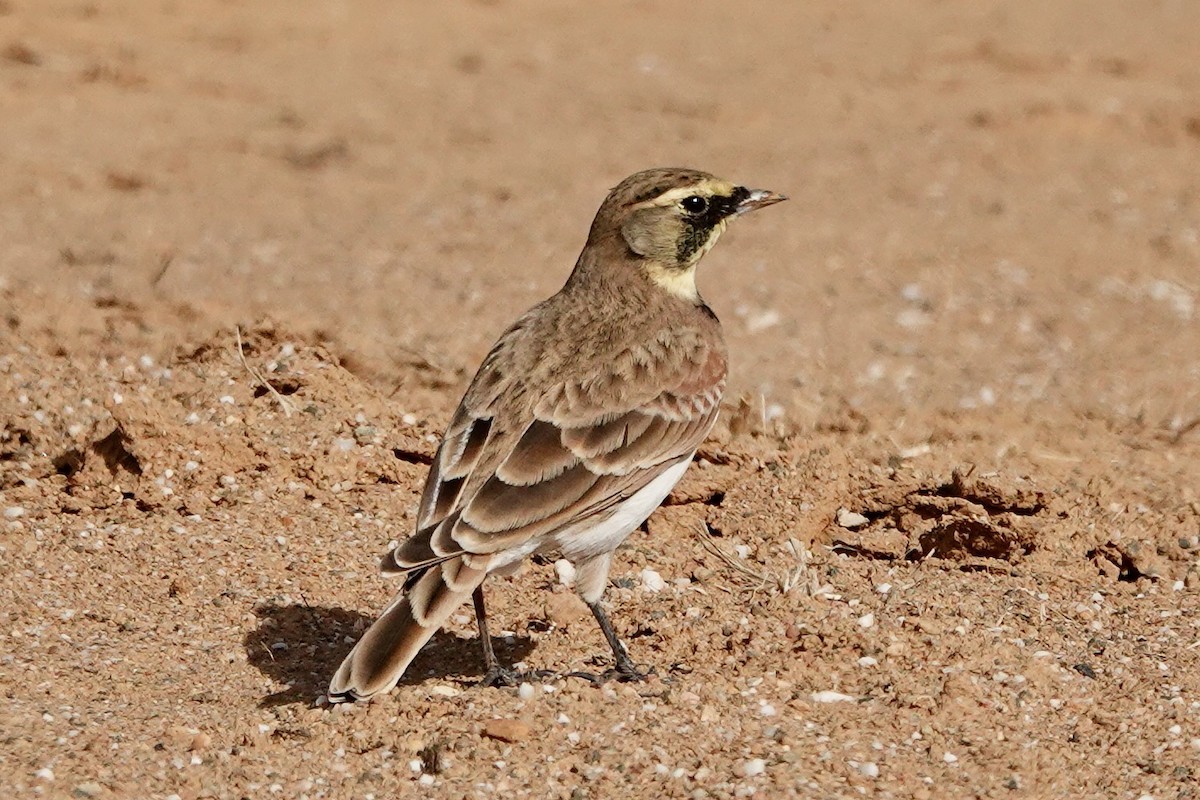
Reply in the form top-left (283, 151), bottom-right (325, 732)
top-left (328, 167), bottom-right (785, 702)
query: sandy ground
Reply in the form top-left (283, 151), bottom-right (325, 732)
top-left (3, 1), bottom-right (1200, 798)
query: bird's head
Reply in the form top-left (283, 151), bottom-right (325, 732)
top-left (585, 167), bottom-right (786, 302)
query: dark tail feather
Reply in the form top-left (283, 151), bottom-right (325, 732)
top-left (328, 559), bottom-right (486, 702)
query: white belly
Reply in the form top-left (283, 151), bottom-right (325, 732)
top-left (554, 458), bottom-right (692, 560)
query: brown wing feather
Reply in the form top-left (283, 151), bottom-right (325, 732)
top-left (386, 320), bottom-right (726, 574)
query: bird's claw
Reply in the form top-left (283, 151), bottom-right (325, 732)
top-left (480, 666), bottom-right (557, 688)
top-left (566, 662), bottom-right (655, 686)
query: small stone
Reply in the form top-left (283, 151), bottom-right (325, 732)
top-left (544, 593), bottom-right (589, 628)
top-left (73, 782), bottom-right (104, 797)
top-left (189, 732), bottom-right (211, 751)
top-left (482, 719), bottom-right (531, 743)
top-left (3, 506), bottom-right (25, 519)
top-left (640, 568), bottom-right (666, 593)
top-left (35, 767), bottom-right (55, 782)
top-left (836, 508), bottom-right (869, 529)
top-left (165, 725), bottom-right (195, 747)
top-left (734, 758), bottom-right (766, 778)
top-left (858, 762), bottom-right (880, 778)
top-left (811, 690), bottom-right (856, 703)
top-left (943, 752), bottom-right (958, 764)
top-left (517, 683), bottom-right (536, 701)
top-left (857, 613), bottom-right (875, 629)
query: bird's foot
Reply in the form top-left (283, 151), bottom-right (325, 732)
top-left (480, 666), bottom-right (556, 688)
top-left (566, 661), bottom-right (655, 686)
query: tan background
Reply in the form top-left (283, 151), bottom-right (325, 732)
top-left (2, 2), bottom-right (1199, 798)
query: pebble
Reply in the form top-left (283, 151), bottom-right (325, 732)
top-left (35, 767), bottom-right (54, 781)
top-left (734, 758), bottom-right (766, 778)
top-left (544, 593), bottom-right (589, 627)
top-left (165, 725), bottom-right (196, 747)
top-left (836, 508), bottom-right (869, 529)
top-left (857, 762), bottom-right (880, 778)
top-left (811, 690), bottom-right (856, 703)
top-left (857, 613), bottom-right (875, 629)
top-left (640, 568), bottom-right (666, 593)
top-left (4, 506), bottom-right (25, 519)
top-left (73, 782), bottom-right (104, 797)
top-left (518, 683), bottom-right (536, 701)
top-left (483, 719), bottom-right (531, 743)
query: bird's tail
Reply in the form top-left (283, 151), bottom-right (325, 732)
top-left (328, 557), bottom-right (486, 702)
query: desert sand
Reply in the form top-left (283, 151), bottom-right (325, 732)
top-left (2, 2), bottom-right (1199, 798)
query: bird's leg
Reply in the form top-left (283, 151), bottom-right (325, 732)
top-left (568, 601), bottom-right (653, 685)
top-left (473, 587), bottom-right (553, 688)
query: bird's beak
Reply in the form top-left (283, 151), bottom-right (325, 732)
top-left (734, 188), bottom-right (788, 216)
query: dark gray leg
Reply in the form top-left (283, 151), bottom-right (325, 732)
top-left (473, 587), bottom-right (553, 688)
top-left (567, 601), bottom-right (652, 684)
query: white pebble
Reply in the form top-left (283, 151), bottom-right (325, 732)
top-left (518, 683), bottom-right (536, 701)
top-left (401, 413), bottom-right (418, 426)
top-left (640, 568), bottom-right (666, 593)
top-left (554, 559), bottom-right (576, 586)
top-left (857, 613), bottom-right (875, 629)
top-left (857, 656), bottom-right (878, 667)
top-left (1168, 724), bottom-right (1182, 736)
top-left (745, 309), bottom-right (781, 333)
top-left (733, 544), bottom-right (751, 559)
top-left (876, 583), bottom-right (892, 594)
top-left (858, 762), bottom-right (880, 778)
top-left (418, 774), bottom-right (435, 786)
top-left (759, 703), bottom-right (776, 717)
top-left (734, 758), bottom-right (766, 778)
top-left (429, 685), bottom-right (460, 697)
top-left (408, 758), bottom-right (423, 773)
top-left (112, 392), bottom-right (123, 405)
top-left (836, 508), bottom-right (869, 528)
top-left (35, 768), bottom-right (54, 781)
top-left (943, 752), bottom-right (958, 764)
top-left (333, 437), bottom-right (356, 452)
top-left (811, 691), bottom-right (856, 703)
top-left (219, 395), bottom-right (235, 405)
top-left (3, 506), bottom-right (24, 519)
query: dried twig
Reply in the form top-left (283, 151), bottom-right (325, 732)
top-left (235, 326), bottom-right (295, 417)
top-left (150, 251), bottom-right (175, 288)
top-left (693, 523), bottom-right (818, 596)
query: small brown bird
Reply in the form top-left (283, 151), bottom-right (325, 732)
top-left (328, 168), bottom-right (784, 702)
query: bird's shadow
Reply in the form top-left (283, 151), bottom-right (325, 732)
top-left (244, 602), bottom-right (536, 707)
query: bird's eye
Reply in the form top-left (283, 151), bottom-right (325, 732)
top-left (680, 195), bottom-right (708, 214)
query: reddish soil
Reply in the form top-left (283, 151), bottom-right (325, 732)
top-left (2, 2), bottom-right (1199, 798)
